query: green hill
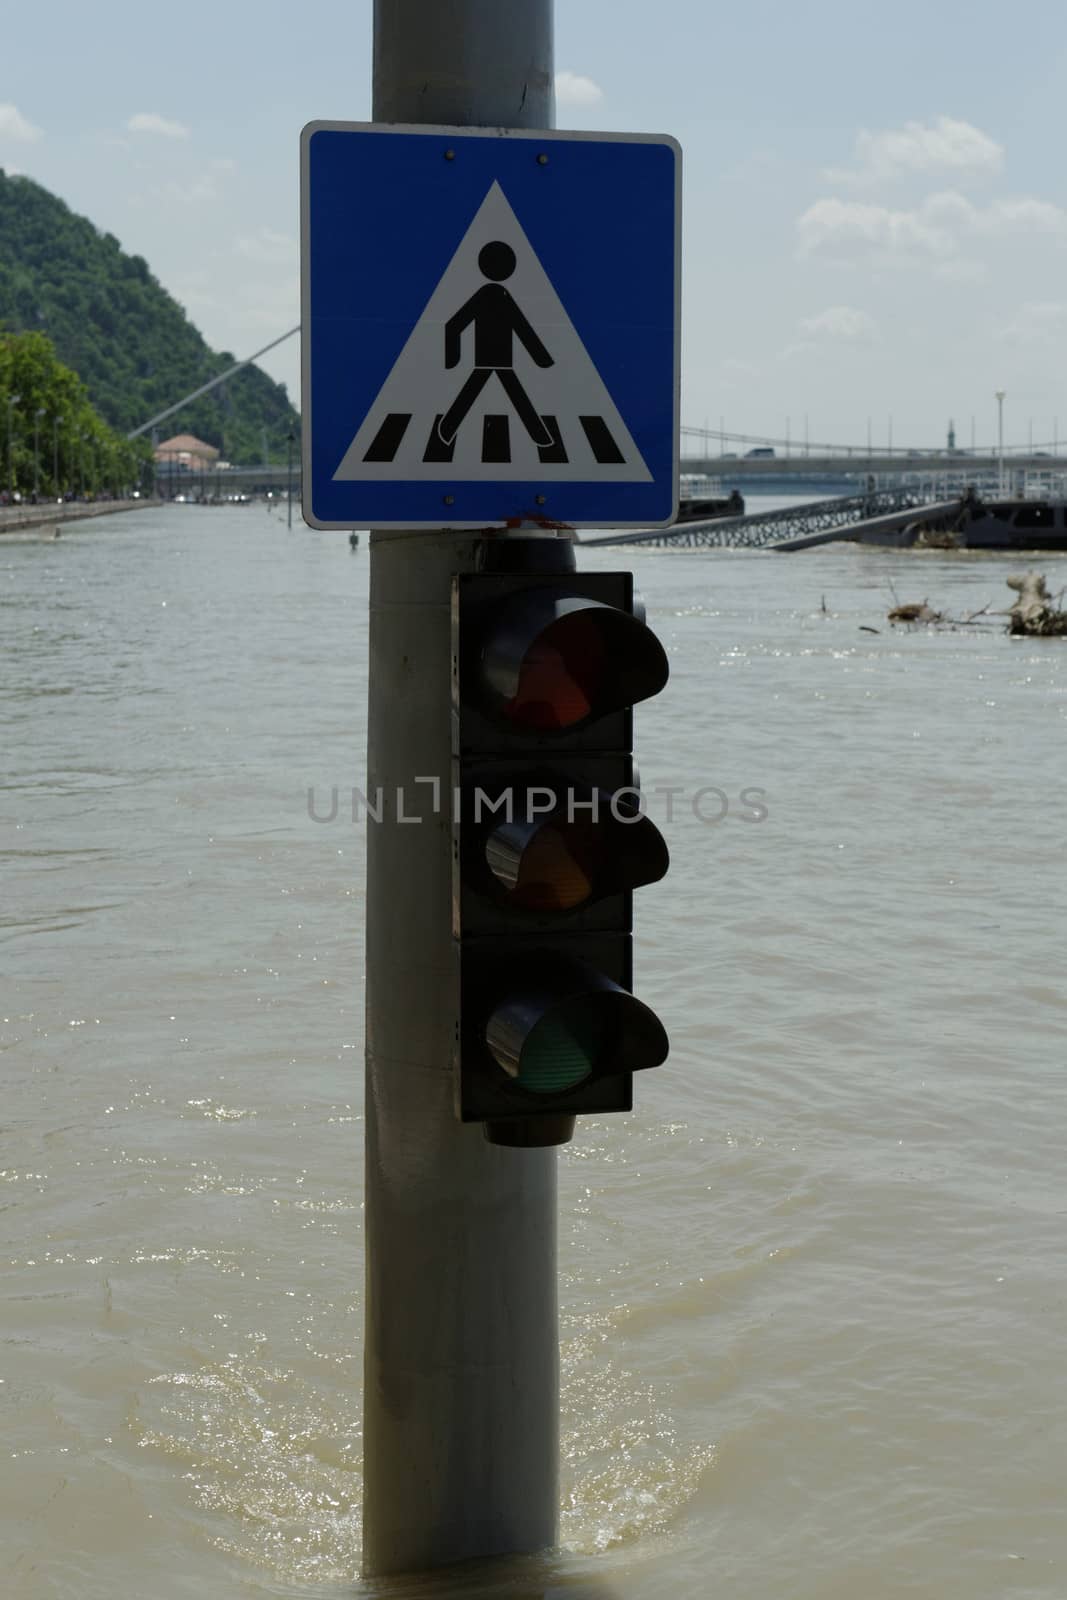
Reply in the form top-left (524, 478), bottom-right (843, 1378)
top-left (0, 170), bottom-right (298, 464)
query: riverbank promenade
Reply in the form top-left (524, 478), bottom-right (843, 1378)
top-left (0, 497), bottom-right (159, 534)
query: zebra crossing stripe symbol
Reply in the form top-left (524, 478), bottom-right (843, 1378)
top-left (333, 181), bottom-right (652, 484)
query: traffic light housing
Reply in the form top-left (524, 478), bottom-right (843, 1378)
top-left (452, 539), bottom-right (670, 1148)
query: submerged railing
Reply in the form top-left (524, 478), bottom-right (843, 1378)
top-left (582, 487), bottom-right (931, 551)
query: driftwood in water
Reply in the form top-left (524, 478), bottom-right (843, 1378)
top-left (888, 600), bottom-right (943, 624)
top-left (1007, 572), bottom-right (1067, 636)
top-left (914, 526), bottom-right (959, 550)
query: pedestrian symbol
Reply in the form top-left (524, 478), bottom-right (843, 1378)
top-left (333, 182), bottom-right (652, 484)
top-left (439, 239), bottom-right (555, 453)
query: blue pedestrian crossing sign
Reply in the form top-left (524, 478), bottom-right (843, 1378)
top-left (300, 122), bottom-right (680, 530)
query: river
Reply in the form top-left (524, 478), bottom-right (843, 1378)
top-left (3, 502), bottom-right (1066, 1599)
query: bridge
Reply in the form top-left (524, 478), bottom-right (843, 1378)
top-left (678, 450), bottom-right (1067, 483)
top-left (154, 448), bottom-right (1062, 489)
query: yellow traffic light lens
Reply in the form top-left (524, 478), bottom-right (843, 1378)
top-left (512, 823), bottom-right (595, 911)
top-left (506, 615), bottom-right (607, 730)
top-left (519, 1013), bottom-right (600, 1094)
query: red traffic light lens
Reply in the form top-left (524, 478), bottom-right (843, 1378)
top-left (480, 592), bottom-right (669, 734)
top-left (505, 614), bottom-right (607, 730)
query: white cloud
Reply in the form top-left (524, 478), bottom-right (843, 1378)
top-left (996, 302), bottom-right (1067, 344)
top-left (975, 196), bottom-right (1067, 235)
top-left (555, 71), bottom-right (603, 108)
top-left (127, 112), bottom-right (190, 140)
top-left (825, 116), bottom-right (1003, 186)
top-left (0, 103), bottom-right (42, 142)
top-left (798, 196), bottom-right (955, 261)
top-left (799, 305), bottom-right (879, 342)
top-left (797, 190), bottom-right (1067, 265)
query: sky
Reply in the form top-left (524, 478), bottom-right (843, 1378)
top-left (3, 0), bottom-right (1067, 452)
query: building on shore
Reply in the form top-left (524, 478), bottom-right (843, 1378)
top-left (153, 433), bottom-right (222, 471)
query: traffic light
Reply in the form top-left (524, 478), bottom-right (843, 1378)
top-left (452, 539), bottom-right (670, 1148)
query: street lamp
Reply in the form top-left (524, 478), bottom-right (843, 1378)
top-left (33, 406), bottom-right (45, 500)
top-left (995, 390), bottom-right (1006, 495)
top-left (6, 393), bottom-right (20, 500)
top-left (53, 412), bottom-right (64, 498)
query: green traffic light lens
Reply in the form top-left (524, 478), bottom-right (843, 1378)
top-left (518, 1008), bottom-right (604, 1094)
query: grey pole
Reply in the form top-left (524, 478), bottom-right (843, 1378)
top-left (363, 0), bottom-right (559, 1578)
top-left (7, 394), bottom-right (19, 499)
top-left (34, 407), bottom-right (44, 499)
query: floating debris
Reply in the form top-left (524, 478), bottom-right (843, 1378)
top-left (888, 600), bottom-right (943, 625)
top-left (1007, 572), bottom-right (1067, 637)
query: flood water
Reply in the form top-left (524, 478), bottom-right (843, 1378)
top-left (4, 503), bottom-right (1067, 1599)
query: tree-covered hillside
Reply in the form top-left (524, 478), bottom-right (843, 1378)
top-left (0, 170), bottom-right (298, 464)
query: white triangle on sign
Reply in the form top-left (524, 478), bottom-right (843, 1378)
top-left (333, 181), bottom-right (652, 483)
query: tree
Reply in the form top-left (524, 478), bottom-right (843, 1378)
top-left (0, 329), bottom-right (150, 499)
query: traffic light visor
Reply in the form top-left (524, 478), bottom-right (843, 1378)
top-left (484, 801), bottom-right (669, 913)
top-left (485, 958), bottom-right (668, 1094)
top-left (482, 594), bottom-right (669, 732)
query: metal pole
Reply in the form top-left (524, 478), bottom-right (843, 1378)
top-left (53, 414), bottom-right (60, 495)
top-left (996, 390), bottom-right (1006, 494)
top-left (126, 325), bottom-right (300, 439)
top-left (7, 394), bottom-right (19, 498)
top-left (363, 0), bottom-right (558, 1578)
top-left (34, 408), bottom-right (43, 498)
